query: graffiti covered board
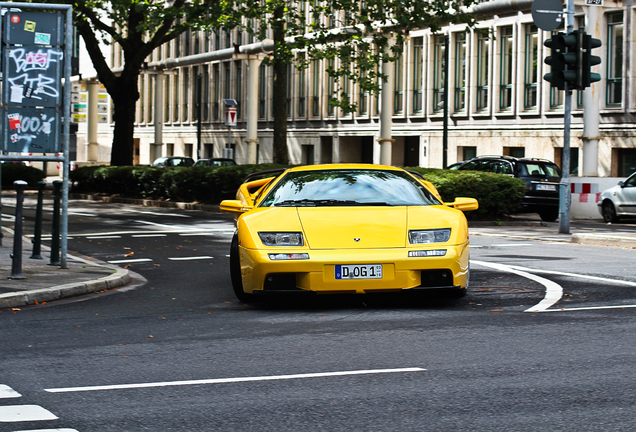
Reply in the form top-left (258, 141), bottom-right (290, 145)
top-left (4, 46), bottom-right (63, 108)
top-left (5, 107), bottom-right (60, 153)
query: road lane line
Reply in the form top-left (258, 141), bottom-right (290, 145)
top-left (503, 265), bottom-right (636, 287)
top-left (107, 258), bottom-right (153, 264)
top-left (472, 260), bottom-right (563, 312)
top-left (168, 256), bottom-right (214, 261)
top-left (86, 235), bottom-right (122, 239)
top-left (132, 234), bottom-right (168, 238)
top-left (539, 304), bottom-right (636, 312)
top-left (44, 367), bottom-right (426, 393)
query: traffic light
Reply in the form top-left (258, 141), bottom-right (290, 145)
top-left (560, 31), bottom-right (582, 90)
top-left (581, 33), bottom-right (602, 88)
top-left (544, 31), bottom-right (584, 90)
top-left (543, 35), bottom-right (565, 89)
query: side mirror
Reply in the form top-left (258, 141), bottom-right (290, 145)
top-left (618, 181), bottom-right (625, 187)
top-left (220, 200), bottom-right (253, 215)
top-left (445, 197), bottom-right (479, 212)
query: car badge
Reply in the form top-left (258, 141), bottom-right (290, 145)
top-left (354, 238), bottom-right (361, 242)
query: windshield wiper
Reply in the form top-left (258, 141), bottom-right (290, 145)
top-left (274, 199), bottom-right (391, 207)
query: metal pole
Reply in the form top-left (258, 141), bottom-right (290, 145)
top-left (49, 180), bottom-right (62, 266)
top-left (196, 73), bottom-right (202, 160)
top-left (559, 0), bottom-right (574, 234)
top-left (30, 180), bottom-right (46, 259)
top-left (443, 35), bottom-right (449, 169)
top-left (10, 180), bottom-right (27, 279)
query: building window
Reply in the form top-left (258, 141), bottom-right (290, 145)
top-left (433, 35), bottom-right (445, 112)
top-left (499, 26), bottom-right (513, 111)
top-left (224, 63), bottom-right (231, 101)
top-left (617, 149), bottom-right (636, 177)
top-left (358, 69), bottom-right (368, 116)
top-left (524, 24), bottom-right (538, 110)
top-left (139, 75), bottom-right (145, 124)
top-left (259, 64), bottom-right (267, 118)
top-left (476, 32), bottom-right (489, 111)
top-left (236, 63), bottom-right (242, 118)
top-left (312, 60), bottom-right (320, 116)
top-left (286, 63), bottom-right (292, 117)
top-left (183, 68), bottom-right (189, 122)
top-left (454, 32), bottom-right (467, 112)
top-left (164, 75), bottom-right (170, 123)
top-left (203, 68), bottom-right (210, 121)
top-left (327, 59), bottom-right (335, 116)
top-left (213, 65), bottom-right (220, 120)
top-left (298, 60), bottom-right (306, 117)
top-left (412, 37), bottom-right (423, 113)
top-left (393, 55), bottom-right (403, 114)
top-left (173, 73), bottom-right (180, 122)
top-left (607, 13), bottom-right (623, 106)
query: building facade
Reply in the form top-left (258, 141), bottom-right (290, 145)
top-left (75, 0), bottom-right (635, 177)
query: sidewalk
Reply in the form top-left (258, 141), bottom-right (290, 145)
top-left (0, 227), bottom-right (130, 309)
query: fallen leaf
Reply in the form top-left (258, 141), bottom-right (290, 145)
top-left (124, 252), bottom-right (134, 257)
top-left (147, 335), bottom-right (154, 338)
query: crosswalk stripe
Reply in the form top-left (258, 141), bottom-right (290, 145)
top-left (14, 429), bottom-right (79, 432)
top-left (0, 384), bottom-right (21, 398)
top-left (0, 405), bottom-right (58, 422)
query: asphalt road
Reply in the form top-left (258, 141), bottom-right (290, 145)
top-left (1, 199), bottom-right (636, 431)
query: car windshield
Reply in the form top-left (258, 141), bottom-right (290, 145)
top-left (259, 169), bottom-right (443, 207)
top-left (519, 162), bottom-right (561, 177)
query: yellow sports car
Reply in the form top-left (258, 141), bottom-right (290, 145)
top-left (221, 164), bottom-right (478, 301)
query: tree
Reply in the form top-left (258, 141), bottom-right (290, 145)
top-left (58, 0), bottom-right (224, 166)
top-left (241, 0), bottom-right (477, 164)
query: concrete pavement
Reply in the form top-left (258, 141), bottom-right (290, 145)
top-left (0, 227), bottom-right (130, 309)
top-left (1, 200), bottom-right (635, 310)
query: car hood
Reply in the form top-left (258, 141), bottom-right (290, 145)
top-left (237, 206), bottom-right (467, 250)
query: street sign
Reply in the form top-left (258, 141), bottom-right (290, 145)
top-left (225, 106), bottom-right (237, 127)
top-left (531, 0), bottom-right (563, 32)
top-left (5, 107), bottom-right (59, 153)
top-left (5, 46), bottom-right (64, 107)
top-left (3, 11), bottom-right (61, 46)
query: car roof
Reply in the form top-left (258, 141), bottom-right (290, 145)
top-left (285, 163), bottom-right (404, 173)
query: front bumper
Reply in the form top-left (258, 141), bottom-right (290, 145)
top-left (238, 244), bottom-right (469, 295)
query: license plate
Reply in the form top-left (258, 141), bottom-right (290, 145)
top-left (335, 264), bottom-right (383, 280)
top-left (536, 184), bottom-right (557, 191)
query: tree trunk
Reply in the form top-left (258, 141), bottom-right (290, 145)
top-left (272, 6), bottom-right (289, 164)
top-left (109, 73), bottom-right (140, 166)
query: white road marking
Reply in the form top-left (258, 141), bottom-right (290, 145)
top-left (15, 429), bottom-right (79, 432)
top-left (539, 304), bottom-right (636, 313)
top-left (0, 384), bottom-right (21, 398)
top-left (124, 209), bottom-right (191, 217)
top-left (44, 367), bottom-right (426, 393)
top-left (132, 234), bottom-right (167, 238)
top-left (168, 256), bottom-right (214, 261)
top-left (472, 260), bottom-right (563, 313)
top-left (107, 258), bottom-right (153, 264)
top-left (0, 405), bottom-right (58, 422)
top-left (44, 229), bottom-right (234, 238)
top-left (86, 235), bottom-right (122, 239)
top-left (502, 265), bottom-right (636, 287)
top-left (179, 232), bottom-right (233, 236)
top-left (135, 220), bottom-right (182, 229)
top-left (69, 211), bottom-right (96, 217)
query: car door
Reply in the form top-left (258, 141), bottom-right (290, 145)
top-left (618, 174), bottom-right (636, 214)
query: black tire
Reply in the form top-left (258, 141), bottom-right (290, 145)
top-left (230, 232), bottom-right (256, 302)
top-left (602, 201), bottom-right (619, 223)
top-left (539, 209), bottom-right (559, 222)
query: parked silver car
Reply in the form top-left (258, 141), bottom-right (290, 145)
top-left (598, 172), bottom-right (636, 222)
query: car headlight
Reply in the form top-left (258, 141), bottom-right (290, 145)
top-left (409, 229), bottom-right (451, 244)
top-left (258, 232), bottom-right (304, 247)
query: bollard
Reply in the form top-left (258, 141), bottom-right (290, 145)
top-left (10, 180), bottom-right (28, 279)
top-left (30, 180), bottom-right (47, 259)
top-left (49, 180), bottom-right (62, 266)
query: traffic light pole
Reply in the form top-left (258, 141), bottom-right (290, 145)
top-left (558, 0), bottom-right (574, 235)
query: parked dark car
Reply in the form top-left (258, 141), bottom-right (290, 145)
top-left (193, 158), bottom-right (237, 167)
top-left (151, 156), bottom-right (195, 167)
top-left (454, 155), bottom-right (562, 221)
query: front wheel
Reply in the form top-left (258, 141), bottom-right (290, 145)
top-left (230, 232), bottom-right (256, 302)
top-left (539, 209), bottom-right (559, 222)
top-left (602, 201), bottom-right (619, 223)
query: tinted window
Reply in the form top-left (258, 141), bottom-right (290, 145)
top-left (259, 170), bottom-right (443, 207)
top-left (519, 162), bottom-right (561, 177)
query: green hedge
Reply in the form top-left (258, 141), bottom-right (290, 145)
top-left (70, 164), bottom-right (526, 220)
top-left (406, 167), bottom-right (526, 219)
top-left (1, 163), bottom-right (46, 188)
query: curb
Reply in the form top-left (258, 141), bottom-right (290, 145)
top-left (0, 265), bottom-right (129, 309)
top-left (571, 233), bottom-right (636, 248)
